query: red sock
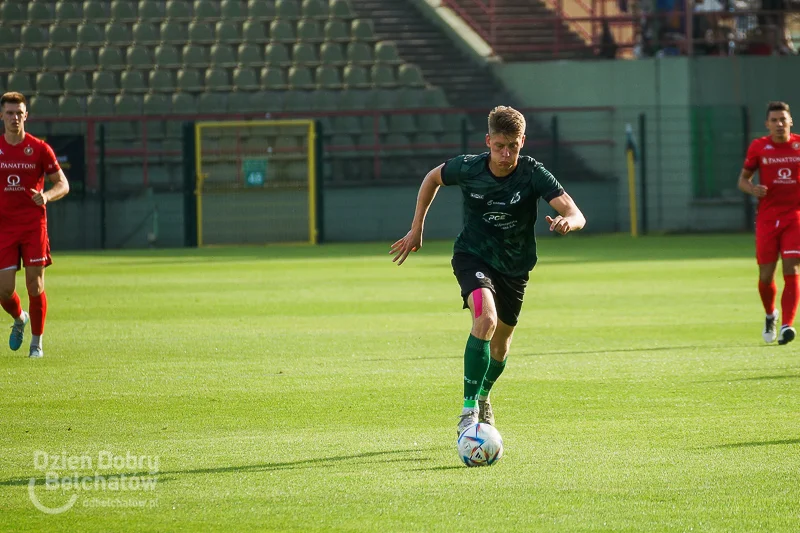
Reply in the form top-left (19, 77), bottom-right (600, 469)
top-left (781, 275), bottom-right (799, 327)
top-left (29, 292), bottom-right (47, 336)
top-left (0, 292), bottom-right (22, 320)
top-left (758, 280), bottom-right (778, 315)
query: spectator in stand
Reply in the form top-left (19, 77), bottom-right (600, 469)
top-left (596, 20), bottom-right (619, 59)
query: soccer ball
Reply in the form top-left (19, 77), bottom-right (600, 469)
top-left (457, 423), bottom-right (504, 467)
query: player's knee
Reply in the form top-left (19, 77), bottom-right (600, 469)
top-left (0, 287), bottom-right (13, 301)
top-left (472, 312), bottom-right (497, 338)
top-left (25, 280), bottom-right (43, 297)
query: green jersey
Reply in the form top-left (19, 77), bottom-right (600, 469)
top-left (441, 153), bottom-right (564, 277)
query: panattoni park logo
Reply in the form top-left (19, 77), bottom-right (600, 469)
top-left (28, 450), bottom-right (160, 514)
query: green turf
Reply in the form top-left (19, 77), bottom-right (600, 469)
top-left (2, 234), bottom-right (800, 532)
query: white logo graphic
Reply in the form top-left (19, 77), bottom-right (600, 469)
top-left (28, 450), bottom-right (159, 515)
top-left (765, 145), bottom-right (774, 150)
top-left (776, 167), bottom-right (795, 183)
top-left (794, 142), bottom-right (800, 150)
top-left (470, 193), bottom-right (484, 199)
top-left (0, 149), bottom-right (4, 155)
top-left (483, 211), bottom-right (518, 230)
top-left (510, 191), bottom-right (521, 204)
top-left (4, 174), bottom-right (24, 192)
top-left (475, 272), bottom-right (485, 279)
top-left (487, 200), bottom-right (505, 206)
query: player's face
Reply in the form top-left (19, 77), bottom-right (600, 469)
top-left (766, 110), bottom-right (792, 141)
top-left (486, 132), bottom-right (525, 170)
top-left (2, 102), bottom-right (27, 134)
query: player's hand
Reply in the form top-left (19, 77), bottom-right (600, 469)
top-left (546, 215), bottom-right (573, 235)
top-left (389, 229), bottom-right (422, 266)
top-left (30, 189), bottom-right (47, 206)
top-left (752, 184), bottom-right (768, 198)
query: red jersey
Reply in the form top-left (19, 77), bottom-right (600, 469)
top-left (744, 133), bottom-right (800, 220)
top-left (0, 134), bottom-right (60, 229)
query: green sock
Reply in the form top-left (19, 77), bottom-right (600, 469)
top-left (463, 334), bottom-right (490, 408)
top-left (478, 357), bottom-right (507, 400)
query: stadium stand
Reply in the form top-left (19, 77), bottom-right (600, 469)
top-left (0, 0), bottom-right (452, 187)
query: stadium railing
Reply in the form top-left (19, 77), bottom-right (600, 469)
top-left (28, 105), bottom-right (617, 191)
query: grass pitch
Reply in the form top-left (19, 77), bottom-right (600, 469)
top-left (2, 234), bottom-right (800, 532)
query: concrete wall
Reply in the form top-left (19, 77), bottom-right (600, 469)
top-left (495, 58), bottom-right (695, 233)
top-left (493, 55), bottom-right (800, 234)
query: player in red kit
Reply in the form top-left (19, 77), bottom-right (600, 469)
top-left (0, 92), bottom-right (70, 358)
top-left (738, 101), bottom-right (800, 345)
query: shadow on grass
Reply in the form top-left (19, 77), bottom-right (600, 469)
top-left (0, 448), bottom-right (443, 487)
top-left (408, 465), bottom-right (465, 471)
top-left (701, 438), bottom-right (800, 449)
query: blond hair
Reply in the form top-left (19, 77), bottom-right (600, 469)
top-left (488, 106), bottom-right (526, 137)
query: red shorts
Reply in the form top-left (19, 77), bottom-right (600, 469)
top-left (0, 225), bottom-right (52, 270)
top-left (755, 215), bottom-right (800, 264)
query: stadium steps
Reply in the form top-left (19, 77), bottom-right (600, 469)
top-left (447, 0), bottom-right (592, 61)
top-left (348, 0), bottom-right (512, 111)
top-left (347, 0), bottom-right (609, 183)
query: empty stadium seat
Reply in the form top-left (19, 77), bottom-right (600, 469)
top-left (275, 0), bottom-right (301, 20)
top-left (83, 0), bottom-right (109, 23)
top-left (329, 0), bottom-right (355, 20)
top-left (49, 24), bottom-right (78, 48)
top-left (165, 0), bottom-right (192, 20)
top-left (2, 1), bottom-right (28, 25)
top-left (193, 0), bottom-right (219, 20)
top-left (247, 0), bottom-right (275, 20)
top-left (319, 42), bottom-right (346, 66)
top-left (346, 41), bottom-right (373, 66)
top-left (215, 21), bottom-right (240, 44)
top-left (55, 1), bottom-right (82, 23)
top-left (149, 70), bottom-right (175, 93)
top-left (242, 21), bottom-right (269, 43)
top-left (36, 72), bottom-right (63, 97)
top-left (182, 44), bottom-right (209, 68)
top-left (160, 21), bottom-right (188, 44)
top-left (371, 64), bottom-right (397, 88)
top-left (127, 45), bottom-right (154, 70)
top-left (259, 66), bottom-right (287, 90)
top-left (69, 46), bottom-right (96, 71)
top-left (30, 95), bottom-right (59, 117)
top-left (287, 65), bottom-right (314, 90)
top-left (232, 67), bottom-right (259, 91)
top-left (269, 19), bottom-right (295, 43)
top-left (292, 42), bottom-right (319, 66)
top-left (14, 49), bottom-right (40, 72)
top-left (63, 70), bottom-right (90, 94)
top-left (237, 43), bottom-right (263, 67)
top-left (351, 19), bottom-right (376, 41)
top-left (154, 44), bottom-right (181, 69)
top-left (323, 18), bottom-right (349, 43)
top-left (188, 21), bottom-right (215, 44)
top-left (28, 1), bottom-right (55, 24)
top-left (137, 0), bottom-right (163, 21)
top-left (91, 70), bottom-right (119, 94)
top-left (76, 22), bottom-right (104, 46)
top-left (132, 22), bottom-right (160, 45)
top-left (98, 46), bottom-right (125, 70)
top-left (296, 19), bottom-right (323, 43)
top-left (302, 0), bottom-right (328, 20)
top-left (120, 70), bottom-right (148, 93)
top-left (21, 25), bottom-right (48, 48)
top-left (176, 68), bottom-right (203, 92)
top-left (398, 64), bottom-right (426, 88)
top-left (110, 0), bottom-right (137, 22)
top-left (43, 48), bottom-right (70, 72)
top-left (210, 44), bottom-right (237, 68)
top-left (7, 73), bottom-right (33, 95)
top-left (221, 0), bottom-right (246, 20)
top-left (342, 64), bottom-right (369, 89)
top-left (264, 43), bottom-right (291, 66)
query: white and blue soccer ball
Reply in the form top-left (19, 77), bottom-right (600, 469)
top-left (457, 423), bottom-right (504, 467)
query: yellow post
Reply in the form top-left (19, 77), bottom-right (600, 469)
top-left (307, 122), bottom-right (317, 245)
top-left (625, 124), bottom-right (638, 238)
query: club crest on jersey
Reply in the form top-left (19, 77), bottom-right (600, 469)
top-left (475, 272), bottom-right (485, 279)
top-left (794, 142), bottom-right (800, 150)
top-left (23, 146), bottom-right (33, 156)
top-left (510, 191), bottom-right (521, 204)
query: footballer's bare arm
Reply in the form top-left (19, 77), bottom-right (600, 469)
top-left (546, 192), bottom-right (586, 235)
top-left (31, 170), bottom-right (70, 206)
top-left (738, 168), bottom-right (766, 198)
top-left (390, 164), bottom-right (445, 265)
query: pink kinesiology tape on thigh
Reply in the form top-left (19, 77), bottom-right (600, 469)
top-left (472, 289), bottom-right (483, 318)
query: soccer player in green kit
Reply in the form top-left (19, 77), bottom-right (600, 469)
top-left (390, 106), bottom-right (586, 436)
